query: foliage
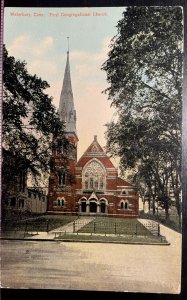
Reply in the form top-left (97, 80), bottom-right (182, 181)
top-left (102, 7), bottom-right (183, 220)
top-left (3, 45), bottom-right (65, 180)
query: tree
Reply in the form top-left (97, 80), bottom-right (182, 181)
top-left (102, 7), bottom-right (183, 222)
top-left (3, 45), bottom-right (65, 183)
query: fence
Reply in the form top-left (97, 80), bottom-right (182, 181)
top-left (72, 219), bottom-right (161, 236)
top-left (2, 220), bottom-right (50, 234)
top-left (2, 218), bottom-right (161, 238)
top-left (140, 221), bottom-right (160, 236)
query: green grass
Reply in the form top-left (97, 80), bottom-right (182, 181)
top-left (78, 217), bottom-right (153, 236)
top-left (1, 215), bottom-right (168, 244)
top-left (139, 211), bottom-right (181, 233)
top-left (2, 215), bottom-right (78, 232)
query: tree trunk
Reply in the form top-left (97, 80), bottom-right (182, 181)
top-left (175, 193), bottom-right (181, 227)
top-left (152, 197), bottom-right (156, 215)
top-left (165, 206), bottom-right (170, 221)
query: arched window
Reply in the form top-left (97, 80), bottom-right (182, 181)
top-left (120, 201), bottom-right (128, 210)
top-left (59, 171), bottom-right (66, 186)
top-left (83, 160), bottom-right (106, 191)
top-left (57, 198), bottom-right (65, 207)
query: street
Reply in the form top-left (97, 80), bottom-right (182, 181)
top-left (1, 224), bottom-right (181, 294)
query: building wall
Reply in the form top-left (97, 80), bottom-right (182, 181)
top-left (47, 137), bottom-right (139, 217)
top-left (5, 188), bottom-right (47, 216)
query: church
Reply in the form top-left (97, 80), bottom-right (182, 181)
top-left (47, 50), bottom-right (139, 217)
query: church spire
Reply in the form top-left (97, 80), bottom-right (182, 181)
top-left (59, 39), bottom-right (77, 135)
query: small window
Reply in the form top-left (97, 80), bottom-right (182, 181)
top-left (28, 191), bottom-right (31, 198)
top-left (42, 197), bottom-right (45, 202)
top-left (121, 189), bottom-right (128, 195)
top-left (120, 201), bottom-right (128, 210)
top-left (59, 171), bottom-right (66, 186)
top-left (57, 199), bottom-right (64, 207)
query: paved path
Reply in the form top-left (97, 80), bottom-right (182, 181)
top-left (1, 224), bottom-right (181, 294)
top-left (50, 217), bottom-right (95, 233)
top-left (25, 217), bottom-right (95, 240)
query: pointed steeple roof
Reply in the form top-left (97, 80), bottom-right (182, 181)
top-left (58, 50), bottom-right (77, 135)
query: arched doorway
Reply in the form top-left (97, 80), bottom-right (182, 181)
top-left (90, 201), bottom-right (97, 213)
top-left (100, 201), bottom-right (106, 213)
top-left (81, 201), bottom-right (86, 212)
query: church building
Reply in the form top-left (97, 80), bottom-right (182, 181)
top-left (47, 50), bottom-right (139, 217)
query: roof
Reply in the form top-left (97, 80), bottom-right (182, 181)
top-left (58, 51), bottom-right (77, 134)
top-left (117, 177), bottom-right (133, 187)
top-left (77, 135), bottom-right (116, 169)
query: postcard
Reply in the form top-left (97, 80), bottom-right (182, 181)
top-left (1, 4), bottom-right (184, 295)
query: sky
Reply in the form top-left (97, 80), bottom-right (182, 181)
top-left (4, 7), bottom-right (125, 163)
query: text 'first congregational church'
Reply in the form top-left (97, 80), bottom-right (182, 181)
top-left (47, 49), bottom-right (139, 217)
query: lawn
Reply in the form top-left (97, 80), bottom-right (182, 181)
top-left (77, 217), bottom-right (153, 236)
top-left (139, 211), bottom-right (181, 233)
top-left (1, 215), bottom-right (168, 244)
top-left (2, 215), bottom-right (78, 232)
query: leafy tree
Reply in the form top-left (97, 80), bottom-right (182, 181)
top-left (102, 7), bottom-right (183, 222)
top-left (3, 45), bottom-right (65, 184)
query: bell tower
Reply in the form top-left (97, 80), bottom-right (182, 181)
top-left (48, 40), bottom-right (78, 212)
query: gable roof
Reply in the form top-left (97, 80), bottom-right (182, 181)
top-left (77, 135), bottom-right (116, 168)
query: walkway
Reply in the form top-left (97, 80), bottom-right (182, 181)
top-left (26, 217), bottom-right (95, 240)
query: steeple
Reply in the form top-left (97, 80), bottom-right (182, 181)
top-left (58, 42), bottom-right (77, 135)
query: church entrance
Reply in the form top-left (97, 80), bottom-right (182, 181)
top-left (81, 201), bottom-right (86, 213)
top-left (100, 202), bottom-right (106, 213)
top-left (90, 201), bottom-right (97, 213)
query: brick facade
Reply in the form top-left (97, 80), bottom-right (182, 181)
top-left (47, 135), bottom-right (139, 217)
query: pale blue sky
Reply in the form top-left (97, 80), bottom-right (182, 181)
top-left (4, 7), bottom-right (125, 161)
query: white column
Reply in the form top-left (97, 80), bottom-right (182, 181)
top-left (97, 204), bottom-right (100, 213)
top-left (86, 203), bottom-right (90, 213)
